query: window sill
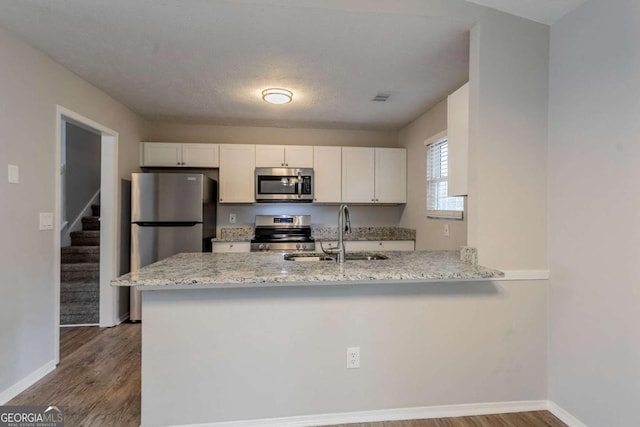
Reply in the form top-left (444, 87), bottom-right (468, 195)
top-left (427, 210), bottom-right (463, 220)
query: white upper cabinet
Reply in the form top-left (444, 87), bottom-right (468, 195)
top-left (313, 146), bottom-right (342, 203)
top-left (447, 82), bottom-right (469, 196)
top-left (141, 143), bottom-right (182, 167)
top-left (181, 144), bottom-right (219, 168)
top-left (255, 145), bottom-right (313, 167)
top-left (141, 143), bottom-right (219, 167)
top-left (219, 144), bottom-right (255, 203)
top-left (342, 147), bottom-right (376, 203)
top-left (375, 148), bottom-right (407, 203)
top-left (341, 147), bottom-right (406, 203)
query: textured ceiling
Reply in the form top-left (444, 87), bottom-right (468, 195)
top-left (465, 0), bottom-right (587, 25)
top-left (0, 0), bottom-right (589, 130)
top-left (0, 0), bottom-right (474, 130)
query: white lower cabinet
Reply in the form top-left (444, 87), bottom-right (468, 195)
top-left (320, 240), bottom-right (415, 252)
top-left (211, 242), bottom-right (251, 253)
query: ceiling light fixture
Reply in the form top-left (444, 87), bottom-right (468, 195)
top-left (262, 88), bottom-right (293, 105)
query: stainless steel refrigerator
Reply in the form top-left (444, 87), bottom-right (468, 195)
top-left (130, 173), bottom-right (216, 321)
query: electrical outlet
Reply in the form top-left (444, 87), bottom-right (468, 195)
top-left (229, 213), bottom-right (236, 224)
top-left (346, 347), bottom-right (360, 369)
top-left (444, 223), bottom-right (450, 237)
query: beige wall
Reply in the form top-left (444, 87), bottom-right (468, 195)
top-left (548, 0), bottom-right (640, 425)
top-left (398, 98), bottom-right (467, 251)
top-left (143, 282), bottom-right (548, 425)
top-left (467, 19), bottom-right (549, 270)
top-left (143, 121), bottom-right (398, 147)
top-left (0, 25), bottom-right (143, 400)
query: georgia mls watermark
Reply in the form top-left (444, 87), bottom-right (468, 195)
top-left (0, 406), bottom-right (64, 427)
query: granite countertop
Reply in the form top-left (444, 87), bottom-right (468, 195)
top-left (212, 226), bottom-right (253, 242)
top-left (312, 226), bottom-right (415, 241)
top-left (112, 250), bottom-right (503, 290)
top-left (212, 226), bottom-right (416, 242)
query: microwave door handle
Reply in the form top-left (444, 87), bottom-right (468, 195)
top-left (297, 172), bottom-right (303, 197)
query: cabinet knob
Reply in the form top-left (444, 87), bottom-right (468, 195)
top-left (379, 242), bottom-right (383, 246)
top-left (371, 198), bottom-right (375, 202)
top-left (177, 162), bottom-right (180, 165)
top-left (285, 163), bottom-right (288, 166)
top-left (230, 244), bottom-right (234, 248)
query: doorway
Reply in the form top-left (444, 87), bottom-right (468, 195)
top-left (54, 105), bottom-right (119, 364)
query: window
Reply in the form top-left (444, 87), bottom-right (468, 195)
top-left (426, 135), bottom-right (464, 219)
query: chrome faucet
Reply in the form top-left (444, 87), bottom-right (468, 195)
top-left (320, 204), bottom-right (351, 262)
top-left (337, 204), bottom-right (351, 263)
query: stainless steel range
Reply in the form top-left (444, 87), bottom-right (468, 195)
top-left (250, 215), bottom-right (315, 252)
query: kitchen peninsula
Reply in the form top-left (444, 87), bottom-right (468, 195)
top-left (113, 251), bottom-right (508, 426)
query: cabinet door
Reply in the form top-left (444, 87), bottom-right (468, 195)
top-left (341, 147), bottom-right (375, 203)
top-left (219, 144), bottom-right (256, 203)
top-left (255, 145), bottom-right (285, 167)
top-left (182, 144), bottom-right (219, 167)
top-left (447, 82), bottom-right (469, 196)
top-left (285, 146), bottom-right (314, 167)
top-left (313, 146), bottom-right (341, 203)
top-left (211, 242), bottom-right (251, 253)
top-left (374, 148), bottom-right (407, 203)
top-left (141, 143), bottom-right (182, 167)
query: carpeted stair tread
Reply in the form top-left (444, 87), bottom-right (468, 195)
top-left (70, 230), bottom-right (100, 246)
top-left (60, 301), bottom-right (99, 325)
top-left (61, 246), bottom-right (100, 263)
top-left (81, 216), bottom-right (100, 231)
top-left (61, 262), bottom-right (99, 272)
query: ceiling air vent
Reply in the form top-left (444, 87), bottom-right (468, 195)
top-left (372, 93), bottom-right (391, 102)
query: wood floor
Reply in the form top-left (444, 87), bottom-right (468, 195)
top-left (9, 324), bottom-right (566, 427)
top-left (9, 324), bottom-right (141, 427)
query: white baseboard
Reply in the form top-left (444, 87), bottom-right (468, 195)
top-left (116, 312), bottom-right (130, 325)
top-left (496, 270), bottom-right (550, 281)
top-left (0, 360), bottom-right (56, 405)
top-left (60, 323), bottom-right (99, 328)
top-left (177, 400), bottom-right (549, 427)
top-left (547, 401), bottom-right (588, 427)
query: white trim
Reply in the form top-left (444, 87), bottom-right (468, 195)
top-left (116, 312), bottom-right (130, 325)
top-left (427, 209), bottom-right (464, 220)
top-left (547, 401), bottom-right (588, 427)
top-left (60, 323), bottom-right (99, 328)
top-left (495, 270), bottom-right (550, 281)
top-left (424, 130), bottom-right (447, 146)
top-left (54, 105), bottom-right (121, 365)
top-left (0, 360), bottom-right (56, 405)
top-left (173, 400), bottom-right (548, 427)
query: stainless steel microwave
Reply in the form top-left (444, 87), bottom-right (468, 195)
top-left (255, 167), bottom-right (314, 202)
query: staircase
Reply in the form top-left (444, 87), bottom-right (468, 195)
top-left (60, 204), bottom-right (100, 325)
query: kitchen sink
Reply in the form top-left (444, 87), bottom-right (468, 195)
top-left (283, 253), bottom-right (389, 262)
top-left (344, 254), bottom-right (388, 261)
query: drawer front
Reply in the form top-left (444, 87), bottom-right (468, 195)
top-left (211, 242), bottom-right (251, 253)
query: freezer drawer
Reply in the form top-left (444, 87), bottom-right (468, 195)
top-left (131, 173), bottom-right (206, 222)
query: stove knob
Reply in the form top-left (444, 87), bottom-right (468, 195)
top-left (258, 244), bottom-right (265, 250)
top-left (265, 244), bottom-right (270, 250)
top-left (296, 244), bottom-right (301, 250)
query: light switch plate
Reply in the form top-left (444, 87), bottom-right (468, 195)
top-left (8, 164), bottom-right (19, 184)
top-left (39, 212), bottom-right (54, 230)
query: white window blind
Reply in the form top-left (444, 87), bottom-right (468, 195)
top-left (426, 138), bottom-right (464, 219)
